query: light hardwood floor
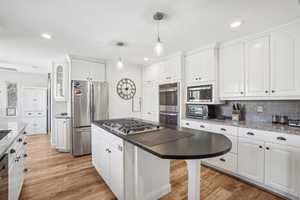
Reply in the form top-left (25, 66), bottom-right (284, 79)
top-left (21, 134), bottom-right (284, 200)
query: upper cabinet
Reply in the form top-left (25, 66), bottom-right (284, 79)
top-left (160, 55), bottom-right (182, 83)
top-left (270, 24), bottom-right (300, 97)
top-left (142, 53), bottom-right (183, 84)
top-left (245, 36), bottom-right (270, 97)
top-left (54, 64), bottom-right (67, 102)
top-left (219, 42), bottom-right (245, 98)
top-left (71, 58), bottom-right (106, 81)
top-left (219, 19), bottom-right (300, 100)
top-left (185, 45), bottom-right (217, 84)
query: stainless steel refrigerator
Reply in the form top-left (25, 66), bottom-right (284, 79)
top-left (71, 80), bottom-right (109, 156)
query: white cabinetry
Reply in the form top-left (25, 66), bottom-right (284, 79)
top-left (52, 118), bottom-right (70, 152)
top-left (143, 63), bottom-right (161, 84)
top-left (270, 24), bottom-right (300, 97)
top-left (219, 42), bottom-right (245, 98)
top-left (54, 64), bottom-right (67, 101)
top-left (160, 55), bottom-right (182, 83)
top-left (92, 125), bottom-right (124, 200)
top-left (238, 137), bottom-right (265, 183)
top-left (185, 46), bottom-right (217, 84)
top-left (245, 36), bottom-right (270, 97)
top-left (265, 143), bottom-right (300, 195)
top-left (22, 87), bottom-right (47, 135)
top-left (142, 82), bottom-right (159, 122)
top-left (8, 131), bottom-right (27, 200)
top-left (71, 58), bottom-right (106, 81)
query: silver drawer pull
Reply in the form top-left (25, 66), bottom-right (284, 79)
top-left (185, 123), bottom-right (190, 126)
top-left (277, 136), bottom-right (286, 141)
top-left (118, 145), bottom-right (123, 152)
top-left (247, 132), bottom-right (254, 136)
top-left (219, 158), bottom-right (226, 162)
top-left (220, 128), bottom-right (226, 131)
top-left (200, 125), bottom-right (205, 128)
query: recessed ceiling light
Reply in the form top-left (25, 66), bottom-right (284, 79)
top-left (41, 33), bottom-right (52, 39)
top-left (230, 20), bottom-right (243, 28)
top-left (144, 57), bottom-right (149, 61)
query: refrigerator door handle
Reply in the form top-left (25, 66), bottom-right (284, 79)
top-left (90, 82), bottom-right (95, 121)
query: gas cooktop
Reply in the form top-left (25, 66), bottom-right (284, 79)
top-left (0, 130), bottom-right (11, 140)
top-left (102, 119), bottom-right (162, 135)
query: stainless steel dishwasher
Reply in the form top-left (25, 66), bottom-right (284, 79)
top-left (0, 153), bottom-right (8, 200)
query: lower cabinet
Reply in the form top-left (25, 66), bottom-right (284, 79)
top-left (264, 143), bottom-right (300, 196)
top-left (182, 119), bottom-right (300, 199)
top-left (52, 118), bottom-right (70, 152)
top-left (238, 138), bottom-right (265, 183)
top-left (8, 131), bottom-right (27, 200)
top-left (92, 126), bottom-right (124, 200)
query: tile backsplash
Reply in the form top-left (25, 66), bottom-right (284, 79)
top-left (214, 101), bottom-right (300, 123)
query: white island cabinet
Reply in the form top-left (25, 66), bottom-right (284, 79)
top-left (91, 124), bottom-right (170, 200)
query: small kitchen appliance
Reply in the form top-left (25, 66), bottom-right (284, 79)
top-left (186, 104), bottom-right (215, 119)
top-left (288, 119), bottom-right (300, 127)
top-left (187, 85), bottom-right (212, 103)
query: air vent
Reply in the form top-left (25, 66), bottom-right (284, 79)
top-left (0, 66), bottom-right (17, 72)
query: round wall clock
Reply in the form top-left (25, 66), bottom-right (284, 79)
top-left (116, 78), bottom-right (136, 100)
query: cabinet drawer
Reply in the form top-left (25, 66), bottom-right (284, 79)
top-left (181, 120), bottom-right (211, 132)
top-left (238, 127), bottom-right (268, 141)
top-left (264, 131), bottom-right (300, 148)
top-left (92, 125), bottom-right (123, 149)
top-left (211, 124), bottom-right (238, 136)
top-left (206, 152), bottom-right (237, 173)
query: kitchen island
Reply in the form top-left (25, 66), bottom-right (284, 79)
top-left (92, 119), bottom-right (232, 200)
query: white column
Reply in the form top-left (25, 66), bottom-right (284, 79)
top-left (186, 160), bottom-right (201, 200)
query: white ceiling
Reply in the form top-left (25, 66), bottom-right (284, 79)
top-left (0, 0), bottom-right (299, 71)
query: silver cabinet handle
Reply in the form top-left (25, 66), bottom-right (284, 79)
top-left (219, 158), bottom-right (226, 162)
top-left (220, 128), bottom-right (226, 131)
top-left (247, 132), bottom-right (254, 136)
top-left (200, 125), bottom-right (205, 128)
top-left (118, 145), bottom-right (123, 152)
top-left (277, 136), bottom-right (286, 141)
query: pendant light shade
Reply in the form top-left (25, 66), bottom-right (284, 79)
top-left (153, 12), bottom-right (166, 56)
top-left (116, 42), bottom-right (125, 69)
top-left (154, 37), bottom-right (164, 56)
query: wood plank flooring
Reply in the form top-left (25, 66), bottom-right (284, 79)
top-left (21, 134), bottom-right (284, 200)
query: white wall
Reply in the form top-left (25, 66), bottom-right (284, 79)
top-left (0, 71), bottom-right (48, 118)
top-left (106, 63), bottom-right (142, 119)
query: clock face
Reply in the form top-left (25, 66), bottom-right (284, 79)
top-left (116, 78), bottom-right (136, 100)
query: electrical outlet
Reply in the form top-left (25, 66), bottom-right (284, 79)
top-left (257, 106), bottom-right (264, 113)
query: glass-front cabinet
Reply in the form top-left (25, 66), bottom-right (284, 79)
top-left (54, 64), bottom-right (66, 101)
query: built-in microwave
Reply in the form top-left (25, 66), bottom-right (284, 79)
top-left (187, 85), bottom-right (212, 103)
top-left (186, 104), bottom-right (215, 119)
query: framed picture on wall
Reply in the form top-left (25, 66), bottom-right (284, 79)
top-left (6, 107), bottom-right (16, 116)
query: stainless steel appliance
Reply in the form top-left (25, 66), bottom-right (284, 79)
top-left (288, 119), bottom-right (300, 127)
top-left (71, 80), bottom-right (109, 156)
top-left (187, 84), bottom-right (212, 103)
top-left (186, 104), bottom-right (215, 119)
top-left (102, 119), bottom-right (162, 135)
top-left (0, 154), bottom-right (8, 200)
top-left (159, 83), bottom-right (179, 127)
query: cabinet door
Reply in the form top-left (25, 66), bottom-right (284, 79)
top-left (54, 64), bottom-right (66, 101)
top-left (245, 36), bottom-right (270, 96)
top-left (238, 138), bottom-right (265, 183)
top-left (109, 145), bottom-right (124, 200)
top-left (71, 59), bottom-right (106, 81)
top-left (22, 88), bottom-right (36, 111)
top-left (161, 56), bottom-right (181, 82)
top-left (34, 89), bottom-right (47, 111)
top-left (220, 42), bottom-right (245, 98)
top-left (143, 63), bottom-right (161, 83)
top-left (35, 117), bottom-right (47, 134)
top-left (95, 137), bottom-right (110, 182)
top-left (270, 28), bottom-right (300, 97)
top-left (265, 143), bottom-right (299, 195)
top-left (142, 82), bottom-right (158, 114)
top-left (185, 49), bottom-right (215, 84)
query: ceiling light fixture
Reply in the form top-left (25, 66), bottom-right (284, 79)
top-left (230, 20), bottom-right (243, 28)
top-left (116, 42), bottom-right (125, 69)
top-left (153, 12), bottom-right (166, 56)
top-left (41, 33), bottom-right (52, 39)
top-left (144, 57), bottom-right (149, 62)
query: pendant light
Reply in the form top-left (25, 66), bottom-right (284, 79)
top-left (153, 12), bottom-right (165, 56)
top-left (116, 42), bottom-right (125, 69)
